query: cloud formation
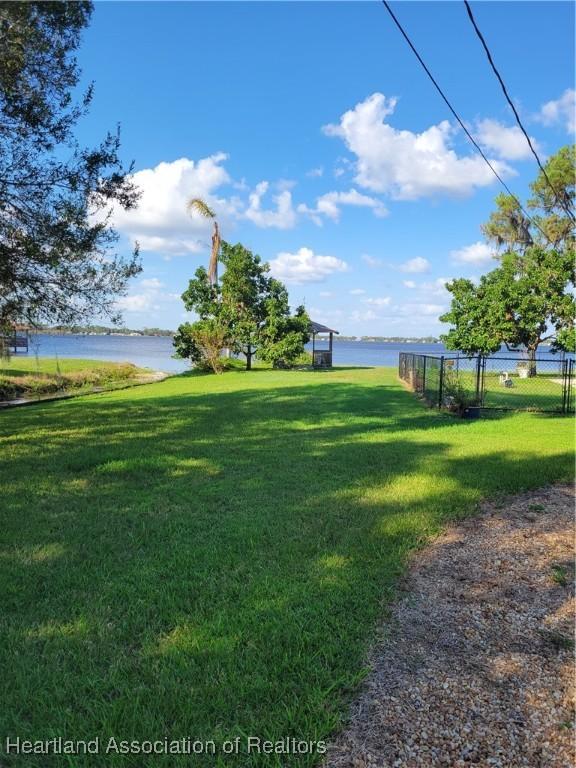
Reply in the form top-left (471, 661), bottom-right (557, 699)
top-left (364, 296), bottom-right (391, 307)
top-left (116, 277), bottom-right (177, 315)
top-left (268, 247), bottom-right (349, 284)
top-left (362, 254), bottom-right (382, 268)
top-left (399, 257), bottom-right (430, 273)
top-left (107, 156), bottom-right (305, 258)
top-left (109, 154), bottom-right (239, 256)
top-left (474, 119), bottom-right (539, 161)
top-left (537, 89), bottom-right (575, 133)
top-left (244, 181), bottom-right (297, 229)
top-left (323, 93), bottom-right (512, 199)
top-left (298, 189), bottom-right (388, 225)
top-left (450, 241), bottom-right (495, 265)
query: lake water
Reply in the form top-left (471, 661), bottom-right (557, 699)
top-left (15, 334), bottom-right (567, 374)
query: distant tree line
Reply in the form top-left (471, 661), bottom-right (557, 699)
top-left (33, 325), bottom-right (174, 337)
top-left (337, 336), bottom-right (440, 343)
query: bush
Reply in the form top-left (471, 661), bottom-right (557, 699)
top-left (442, 372), bottom-right (479, 416)
top-left (173, 320), bottom-right (232, 374)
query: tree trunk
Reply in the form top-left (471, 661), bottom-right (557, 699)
top-left (245, 349), bottom-right (252, 370)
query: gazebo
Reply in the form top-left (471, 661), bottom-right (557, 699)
top-left (310, 321), bottom-right (339, 369)
top-left (0, 324), bottom-right (29, 354)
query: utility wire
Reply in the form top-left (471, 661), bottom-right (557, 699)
top-left (380, 0), bottom-right (553, 245)
top-left (463, 0), bottom-right (575, 222)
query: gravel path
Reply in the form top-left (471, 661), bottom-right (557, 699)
top-left (326, 484), bottom-right (575, 768)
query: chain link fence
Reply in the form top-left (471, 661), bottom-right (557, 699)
top-left (399, 351), bottom-right (574, 414)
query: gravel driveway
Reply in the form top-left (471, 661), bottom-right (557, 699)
top-left (326, 484), bottom-right (575, 768)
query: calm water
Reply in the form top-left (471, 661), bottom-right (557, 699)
top-left (16, 334), bottom-right (567, 374)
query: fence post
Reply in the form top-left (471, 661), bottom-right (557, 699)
top-left (422, 355), bottom-right (427, 397)
top-left (438, 356), bottom-right (444, 409)
top-left (561, 358), bottom-right (567, 414)
top-left (475, 356), bottom-right (483, 404)
top-left (565, 358), bottom-right (574, 414)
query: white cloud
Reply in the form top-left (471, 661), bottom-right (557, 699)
top-left (106, 156), bottom-right (303, 257)
top-left (108, 154), bottom-right (239, 256)
top-left (244, 181), bottom-right (297, 229)
top-left (403, 280), bottom-right (416, 288)
top-left (140, 277), bottom-right (164, 289)
top-left (400, 302), bottom-right (445, 317)
top-left (474, 119), bottom-right (539, 161)
top-left (350, 309), bottom-right (379, 322)
top-left (306, 167), bottom-right (324, 178)
top-left (116, 294), bottom-right (158, 313)
top-left (323, 93), bottom-right (513, 199)
top-left (420, 277), bottom-right (452, 298)
top-left (364, 296), bottom-right (391, 307)
top-left (362, 254), bottom-right (382, 268)
top-left (116, 275), bottom-right (178, 316)
top-left (308, 307), bottom-right (343, 322)
top-left (298, 188), bottom-right (388, 225)
top-left (349, 288), bottom-right (366, 295)
top-left (399, 257), bottom-right (430, 274)
top-left (268, 247), bottom-right (349, 284)
top-left (319, 291), bottom-right (334, 297)
top-left (537, 89), bottom-right (575, 133)
top-left (450, 241), bottom-right (495, 265)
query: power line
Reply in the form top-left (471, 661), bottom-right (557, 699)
top-left (380, 0), bottom-right (552, 245)
top-left (463, 0), bottom-right (575, 222)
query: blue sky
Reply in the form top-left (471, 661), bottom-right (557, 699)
top-left (77, 1), bottom-right (575, 335)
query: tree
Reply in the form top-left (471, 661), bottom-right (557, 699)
top-left (186, 198), bottom-right (220, 286)
top-left (174, 241), bottom-right (310, 371)
top-left (257, 285), bottom-right (310, 368)
top-left (218, 241), bottom-right (271, 370)
top-left (173, 318), bottom-right (231, 374)
top-left (0, 2), bottom-right (141, 329)
top-left (441, 146), bottom-right (575, 373)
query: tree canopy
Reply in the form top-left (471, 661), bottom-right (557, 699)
top-left (173, 241), bottom-right (310, 373)
top-left (441, 146), bottom-right (575, 366)
top-left (0, 1), bottom-right (141, 329)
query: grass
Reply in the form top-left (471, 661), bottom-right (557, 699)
top-left (0, 366), bottom-right (573, 767)
top-left (446, 368), bottom-right (572, 411)
top-left (482, 371), bottom-right (571, 411)
top-left (550, 564), bottom-right (571, 587)
top-left (0, 357), bottom-right (147, 400)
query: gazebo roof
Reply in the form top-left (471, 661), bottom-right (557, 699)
top-left (310, 320), bottom-right (339, 335)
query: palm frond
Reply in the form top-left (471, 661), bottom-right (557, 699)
top-left (187, 198), bottom-right (215, 219)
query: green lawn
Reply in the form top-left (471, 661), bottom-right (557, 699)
top-left (481, 371), bottom-right (572, 411)
top-left (444, 367), bottom-right (572, 412)
top-left (0, 366), bottom-right (573, 767)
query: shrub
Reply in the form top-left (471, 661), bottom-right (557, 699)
top-left (442, 372), bottom-right (479, 416)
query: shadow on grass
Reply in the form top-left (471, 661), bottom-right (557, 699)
top-left (0, 375), bottom-right (572, 767)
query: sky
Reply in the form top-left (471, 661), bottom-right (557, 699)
top-left (75, 1), bottom-right (575, 335)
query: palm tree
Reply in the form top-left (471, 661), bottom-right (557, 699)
top-left (186, 198), bottom-right (220, 286)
